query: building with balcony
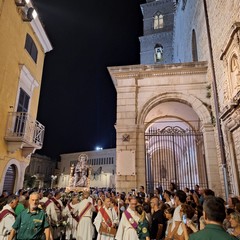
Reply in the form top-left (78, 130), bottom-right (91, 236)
top-left (58, 148), bottom-right (116, 189)
top-left (0, 0), bottom-right (52, 194)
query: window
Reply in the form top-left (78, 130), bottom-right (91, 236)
top-left (182, 0), bottom-right (187, 10)
top-left (17, 88), bottom-right (30, 112)
top-left (192, 30), bottom-right (198, 61)
top-left (14, 88), bottom-right (30, 135)
top-left (24, 33), bottom-right (38, 63)
top-left (154, 13), bottom-right (164, 29)
top-left (154, 44), bottom-right (163, 63)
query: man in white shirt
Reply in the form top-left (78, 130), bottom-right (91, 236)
top-left (94, 197), bottom-right (118, 240)
top-left (45, 191), bottom-right (63, 240)
top-left (75, 190), bottom-right (95, 240)
top-left (115, 197), bottom-right (140, 240)
top-left (62, 195), bottom-right (79, 240)
top-left (167, 190), bottom-right (187, 240)
top-left (0, 195), bottom-right (18, 240)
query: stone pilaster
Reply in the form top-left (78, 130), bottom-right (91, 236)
top-left (201, 124), bottom-right (222, 196)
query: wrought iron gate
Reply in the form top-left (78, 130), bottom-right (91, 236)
top-left (145, 126), bottom-right (208, 193)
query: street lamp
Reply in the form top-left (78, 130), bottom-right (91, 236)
top-left (51, 175), bottom-right (57, 189)
top-left (95, 146), bottom-right (103, 151)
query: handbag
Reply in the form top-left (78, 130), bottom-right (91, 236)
top-left (99, 224), bottom-right (117, 237)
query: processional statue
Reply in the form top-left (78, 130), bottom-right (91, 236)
top-left (67, 153), bottom-right (91, 192)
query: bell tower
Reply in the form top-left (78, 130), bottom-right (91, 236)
top-left (139, 0), bottom-right (175, 64)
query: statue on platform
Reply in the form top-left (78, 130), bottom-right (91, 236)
top-left (74, 154), bottom-right (89, 187)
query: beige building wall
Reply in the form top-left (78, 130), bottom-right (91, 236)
top-left (0, 1), bottom-right (52, 193)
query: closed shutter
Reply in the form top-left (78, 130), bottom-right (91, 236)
top-left (3, 165), bottom-right (16, 194)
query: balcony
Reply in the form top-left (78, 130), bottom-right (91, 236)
top-left (5, 112), bottom-right (45, 157)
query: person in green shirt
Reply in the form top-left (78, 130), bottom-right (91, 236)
top-left (8, 192), bottom-right (50, 240)
top-left (189, 196), bottom-right (236, 240)
top-left (136, 204), bottom-right (150, 240)
top-left (14, 202), bottom-right (25, 216)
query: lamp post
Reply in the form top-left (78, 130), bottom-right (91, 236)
top-left (51, 175), bottom-right (57, 189)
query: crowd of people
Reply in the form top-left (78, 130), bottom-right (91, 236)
top-left (0, 184), bottom-right (240, 240)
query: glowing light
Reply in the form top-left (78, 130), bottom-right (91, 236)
top-left (96, 147), bottom-right (103, 151)
top-left (32, 9), bottom-right (38, 19)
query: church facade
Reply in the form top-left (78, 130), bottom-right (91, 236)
top-left (108, 0), bottom-right (240, 197)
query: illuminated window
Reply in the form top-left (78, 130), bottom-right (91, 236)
top-left (154, 13), bottom-right (164, 29)
top-left (154, 44), bottom-right (163, 62)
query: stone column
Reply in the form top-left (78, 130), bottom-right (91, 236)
top-left (136, 124), bottom-right (146, 191)
top-left (115, 124), bottom-right (137, 193)
top-left (201, 123), bottom-right (222, 195)
top-left (115, 81), bottom-right (138, 193)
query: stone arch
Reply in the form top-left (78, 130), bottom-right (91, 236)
top-left (0, 159), bottom-right (22, 193)
top-left (137, 92), bottom-right (212, 125)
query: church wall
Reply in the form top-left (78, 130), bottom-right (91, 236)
top-left (173, 0), bottom-right (209, 63)
top-left (206, 0), bottom-right (240, 108)
top-left (173, 0), bottom-right (240, 195)
top-left (109, 62), bottom-right (223, 195)
top-left (110, 0), bottom-right (240, 196)
top-left (206, 0), bottom-right (240, 195)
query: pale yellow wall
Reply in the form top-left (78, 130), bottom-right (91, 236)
top-left (0, 0), bottom-right (46, 190)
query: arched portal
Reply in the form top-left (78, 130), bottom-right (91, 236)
top-left (143, 101), bottom-right (208, 193)
top-left (3, 164), bottom-right (16, 194)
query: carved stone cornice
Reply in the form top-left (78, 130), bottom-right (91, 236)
top-left (139, 31), bottom-right (173, 42)
top-left (220, 90), bottom-right (240, 121)
top-left (224, 108), bottom-right (240, 132)
top-left (220, 90), bottom-right (240, 131)
top-left (108, 61), bottom-right (208, 88)
top-left (220, 22), bottom-right (240, 60)
top-left (144, 0), bottom-right (171, 8)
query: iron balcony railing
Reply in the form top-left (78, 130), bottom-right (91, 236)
top-left (5, 112), bottom-right (45, 148)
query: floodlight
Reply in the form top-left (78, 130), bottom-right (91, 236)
top-left (22, 7), bottom-right (36, 22)
top-left (15, 0), bottom-right (27, 7)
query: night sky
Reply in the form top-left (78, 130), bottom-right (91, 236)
top-left (33, 0), bottom-right (145, 158)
